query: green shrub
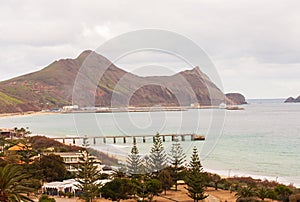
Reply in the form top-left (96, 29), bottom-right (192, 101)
top-left (39, 194), bottom-right (56, 202)
top-left (66, 192), bottom-right (73, 198)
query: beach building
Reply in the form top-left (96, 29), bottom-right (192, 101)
top-left (190, 102), bottom-right (201, 108)
top-left (42, 179), bottom-right (111, 196)
top-left (0, 128), bottom-right (15, 138)
top-left (62, 105), bottom-right (79, 112)
top-left (51, 152), bottom-right (102, 172)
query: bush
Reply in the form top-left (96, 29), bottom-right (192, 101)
top-left (66, 192), bottom-right (73, 198)
top-left (58, 191), bottom-right (65, 197)
top-left (39, 194), bottom-right (56, 202)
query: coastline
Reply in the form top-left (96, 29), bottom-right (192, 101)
top-left (0, 104), bottom-right (230, 118)
top-left (0, 111), bottom-right (60, 118)
top-left (1, 103), bottom-right (299, 188)
top-left (90, 145), bottom-right (300, 188)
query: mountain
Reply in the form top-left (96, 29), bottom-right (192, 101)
top-left (284, 96), bottom-right (300, 103)
top-left (0, 50), bottom-right (242, 113)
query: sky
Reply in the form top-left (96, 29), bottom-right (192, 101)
top-left (0, 0), bottom-right (299, 99)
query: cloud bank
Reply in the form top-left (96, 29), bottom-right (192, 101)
top-left (0, 0), bottom-right (299, 98)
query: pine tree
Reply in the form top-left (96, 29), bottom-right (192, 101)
top-left (76, 139), bottom-right (101, 202)
top-left (148, 133), bottom-right (167, 174)
top-left (126, 142), bottom-right (142, 176)
top-left (169, 141), bottom-right (186, 191)
top-left (185, 146), bottom-right (208, 202)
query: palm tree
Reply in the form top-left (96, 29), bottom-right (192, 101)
top-left (256, 186), bottom-right (270, 201)
top-left (0, 164), bottom-right (34, 202)
top-left (235, 186), bottom-right (256, 199)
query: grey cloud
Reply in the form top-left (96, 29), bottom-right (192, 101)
top-left (0, 0), bottom-right (299, 98)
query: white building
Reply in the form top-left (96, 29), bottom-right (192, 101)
top-left (50, 152), bottom-right (102, 172)
top-left (62, 105), bottom-right (79, 112)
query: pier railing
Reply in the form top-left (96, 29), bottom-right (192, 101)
top-left (52, 134), bottom-right (205, 145)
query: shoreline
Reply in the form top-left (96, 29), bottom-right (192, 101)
top-left (89, 145), bottom-right (300, 188)
top-left (0, 111), bottom-right (60, 118)
top-left (0, 104), bottom-right (236, 118)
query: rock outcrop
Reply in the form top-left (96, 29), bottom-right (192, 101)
top-left (225, 93), bottom-right (247, 105)
top-left (284, 96), bottom-right (300, 103)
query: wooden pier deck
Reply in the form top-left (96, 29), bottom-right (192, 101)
top-left (52, 134), bottom-right (205, 145)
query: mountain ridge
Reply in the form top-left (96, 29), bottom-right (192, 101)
top-left (0, 50), bottom-right (243, 113)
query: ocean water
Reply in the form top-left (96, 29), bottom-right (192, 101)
top-left (0, 99), bottom-right (299, 186)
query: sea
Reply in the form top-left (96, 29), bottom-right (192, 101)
top-left (0, 99), bottom-right (299, 187)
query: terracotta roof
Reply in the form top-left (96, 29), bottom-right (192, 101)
top-left (8, 143), bottom-right (32, 151)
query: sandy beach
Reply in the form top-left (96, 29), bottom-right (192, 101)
top-left (0, 111), bottom-right (59, 118)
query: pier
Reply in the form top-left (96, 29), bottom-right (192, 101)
top-left (52, 134), bottom-right (205, 145)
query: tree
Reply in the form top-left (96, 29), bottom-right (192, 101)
top-left (35, 154), bottom-right (67, 182)
top-left (0, 164), bottom-right (34, 202)
top-left (274, 184), bottom-right (292, 202)
top-left (185, 146), bottom-right (208, 202)
top-left (168, 141), bottom-right (186, 191)
top-left (148, 133), bottom-right (167, 174)
top-left (143, 179), bottom-right (163, 202)
top-left (235, 186), bottom-right (256, 199)
top-left (100, 178), bottom-right (134, 202)
top-left (112, 167), bottom-right (127, 179)
top-left (76, 150), bottom-right (102, 202)
top-left (127, 142), bottom-right (143, 176)
top-left (209, 173), bottom-right (222, 190)
top-left (13, 127), bottom-right (31, 138)
top-left (158, 169), bottom-right (173, 195)
top-left (256, 186), bottom-right (270, 201)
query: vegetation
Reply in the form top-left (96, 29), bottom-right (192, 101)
top-left (100, 178), bottom-right (134, 202)
top-left (158, 169), bottom-right (173, 195)
top-left (0, 131), bottom-right (297, 202)
top-left (126, 142), bottom-right (143, 176)
top-left (0, 164), bottom-right (34, 202)
top-left (76, 150), bottom-right (102, 202)
top-left (275, 184), bottom-right (293, 202)
top-left (0, 91), bottom-right (23, 106)
top-left (185, 146), bottom-right (208, 202)
top-left (209, 173), bottom-right (222, 190)
top-left (168, 141), bottom-right (186, 191)
top-left (148, 133), bottom-right (167, 174)
top-left (235, 186), bottom-right (256, 199)
top-left (38, 194), bottom-right (56, 202)
top-left (29, 136), bottom-right (81, 152)
top-left (35, 154), bottom-right (67, 182)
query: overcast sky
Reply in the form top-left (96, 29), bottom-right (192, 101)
top-left (0, 0), bottom-right (299, 98)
